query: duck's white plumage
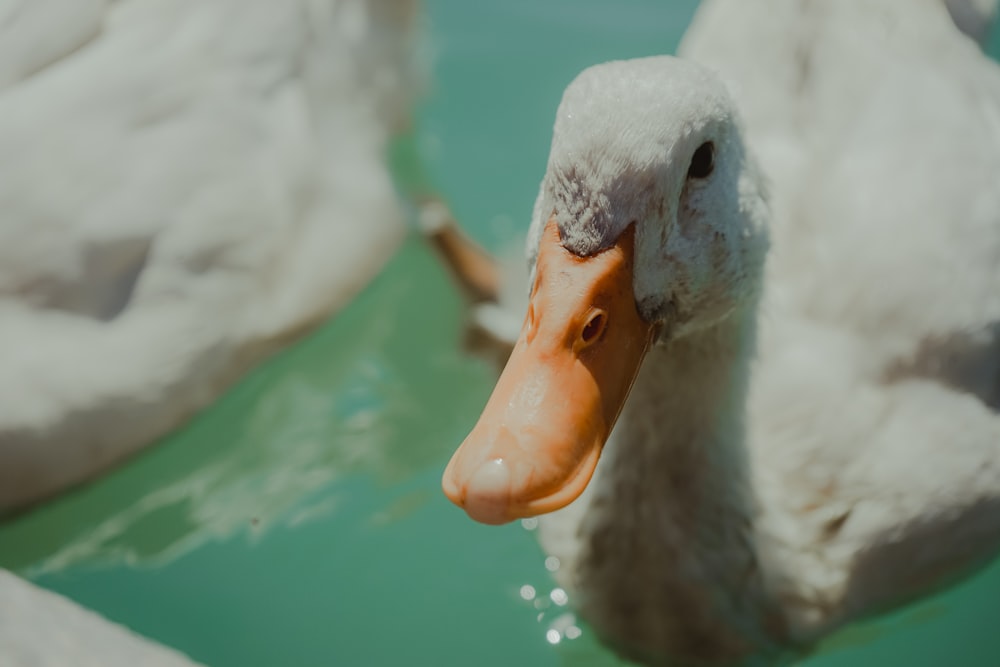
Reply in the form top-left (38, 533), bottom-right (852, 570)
top-left (683, 0), bottom-right (1000, 343)
top-left (444, 0), bottom-right (1000, 664)
top-left (0, 0), bottom-right (418, 510)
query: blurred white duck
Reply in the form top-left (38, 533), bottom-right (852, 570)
top-left (438, 0), bottom-right (1000, 663)
top-left (0, 570), bottom-right (202, 667)
top-left (0, 0), bottom-right (418, 511)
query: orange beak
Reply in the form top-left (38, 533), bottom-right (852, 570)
top-left (442, 220), bottom-right (657, 524)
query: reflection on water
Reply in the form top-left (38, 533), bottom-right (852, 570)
top-left (0, 238), bottom-right (494, 575)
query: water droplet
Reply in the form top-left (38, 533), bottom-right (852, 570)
top-left (519, 585), bottom-right (536, 601)
top-left (521, 518), bottom-right (539, 531)
top-left (545, 629), bottom-right (562, 645)
top-left (565, 626), bottom-right (582, 640)
top-left (550, 588), bottom-right (569, 606)
top-left (544, 556), bottom-right (560, 572)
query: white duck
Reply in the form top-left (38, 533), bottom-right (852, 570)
top-left (0, 0), bottom-right (418, 511)
top-left (438, 0), bottom-right (1000, 664)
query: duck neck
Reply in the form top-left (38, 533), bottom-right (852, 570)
top-left (574, 306), bottom-right (787, 662)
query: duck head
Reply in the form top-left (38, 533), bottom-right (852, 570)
top-left (443, 56), bottom-right (769, 524)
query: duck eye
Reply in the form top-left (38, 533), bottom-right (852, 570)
top-left (687, 141), bottom-right (715, 180)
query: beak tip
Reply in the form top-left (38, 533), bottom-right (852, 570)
top-left (441, 458), bottom-right (464, 507)
top-left (446, 457), bottom-right (518, 525)
top-left (441, 478), bottom-right (460, 506)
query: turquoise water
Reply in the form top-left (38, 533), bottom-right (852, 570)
top-left (2, 2), bottom-right (1000, 665)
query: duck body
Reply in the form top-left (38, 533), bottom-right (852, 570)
top-left (0, 0), bottom-right (417, 511)
top-left (441, 1), bottom-right (1000, 665)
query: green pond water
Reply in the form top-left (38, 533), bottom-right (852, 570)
top-left (3, 2), bottom-right (1000, 665)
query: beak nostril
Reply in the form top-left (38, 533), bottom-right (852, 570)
top-left (525, 304), bottom-right (537, 341)
top-left (581, 311), bottom-right (606, 345)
